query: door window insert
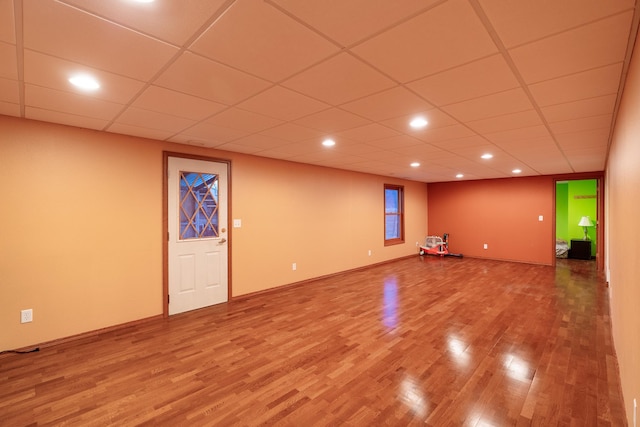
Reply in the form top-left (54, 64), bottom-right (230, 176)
top-left (179, 171), bottom-right (219, 240)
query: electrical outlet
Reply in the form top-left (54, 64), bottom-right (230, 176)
top-left (483, 243), bottom-right (488, 250)
top-left (292, 262), bottom-right (296, 271)
top-left (368, 250), bottom-right (372, 256)
top-left (21, 309), bottom-right (33, 323)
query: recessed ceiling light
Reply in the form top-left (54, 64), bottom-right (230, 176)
top-left (512, 168), bottom-right (522, 174)
top-left (410, 162), bottom-right (420, 167)
top-left (132, 0), bottom-right (155, 3)
top-left (322, 138), bottom-right (335, 147)
top-left (409, 117), bottom-right (428, 129)
top-left (68, 74), bottom-right (100, 91)
top-left (481, 153), bottom-right (493, 159)
top-left (456, 173), bottom-right (464, 179)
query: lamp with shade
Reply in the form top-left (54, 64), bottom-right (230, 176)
top-left (578, 216), bottom-right (594, 240)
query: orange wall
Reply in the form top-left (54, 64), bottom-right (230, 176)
top-left (0, 116), bottom-right (428, 350)
top-left (606, 28), bottom-right (640, 424)
top-left (428, 176), bottom-right (555, 264)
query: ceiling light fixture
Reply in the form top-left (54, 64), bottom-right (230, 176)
top-left (456, 173), bottom-right (464, 178)
top-left (410, 162), bottom-right (420, 167)
top-left (68, 74), bottom-right (100, 91)
top-left (322, 138), bottom-right (335, 147)
top-left (409, 117), bottom-right (428, 129)
top-left (512, 168), bottom-right (522, 174)
top-left (481, 153), bottom-right (493, 159)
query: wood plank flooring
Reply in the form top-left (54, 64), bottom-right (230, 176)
top-left (0, 257), bottom-right (627, 426)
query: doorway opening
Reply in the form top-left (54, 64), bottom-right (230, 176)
top-left (555, 179), bottom-right (598, 262)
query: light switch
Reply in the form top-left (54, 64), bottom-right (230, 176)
top-left (233, 219), bottom-right (242, 228)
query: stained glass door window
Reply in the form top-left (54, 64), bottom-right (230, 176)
top-left (179, 171), bottom-right (219, 240)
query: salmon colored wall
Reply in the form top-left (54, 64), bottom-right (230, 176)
top-left (231, 155), bottom-right (429, 296)
top-left (427, 176), bottom-right (555, 264)
top-left (0, 115), bottom-right (428, 351)
top-left (606, 28), bottom-right (640, 425)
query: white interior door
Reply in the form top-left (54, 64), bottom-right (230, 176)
top-left (168, 156), bottom-right (228, 315)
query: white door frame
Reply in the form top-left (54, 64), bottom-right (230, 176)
top-left (163, 152), bottom-right (232, 317)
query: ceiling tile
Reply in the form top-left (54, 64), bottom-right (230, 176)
top-left (548, 114), bottom-right (612, 135)
top-left (430, 135), bottom-right (489, 149)
top-left (479, 0), bottom-right (635, 48)
top-left (259, 123), bottom-right (326, 143)
top-left (293, 108), bottom-right (371, 133)
top-left (191, 0), bottom-right (339, 82)
top-left (270, 0), bottom-right (437, 46)
top-left (352, 0), bottom-right (498, 82)
top-left (25, 84), bottom-right (123, 121)
top-left (281, 52), bottom-right (396, 105)
top-left (132, 86), bottom-right (227, 121)
top-left (0, 41), bottom-right (17, 80)
top-left (59, 0), bottom-right (230, 46)
top-left (236, 85), bottom-right (329, 121)
top-left (442, 88), bottom-right (533, 122)
top-left (0, 101), bottom-right (20, 117)
top-left (408, 55), bottom-right (520, 106)
top-left (467, 110), bottom-right (542, 135)
top-left (24, 0), bottom-right (179, 81)
top-left (381, 108), bottom-right (458, 133)
top-left (3, 0), bottom-right (633, 183)
top-left (484, 125), bottom-right (552, 145)
top-left (0, 77), bottom-right (19, 103)
top-left (154, 52), bottom-right (271, 105)
top-left (565, 147), bottom-right (607, 172)
top-left (23, 50), bottom-right (146, 104)
top-left (364, 134), bottom-right (424, 150)
top-left (115, 107), bottom-right (196, 133)
top-left (335, 123), bottom-right (401, 142)
top-left (527, 157), bottom-right (573, 175)
top-left (26, 106), bottom-right (109, 130)
top-left (206, 108), bottom-right (283, 133)
top-left (333, 142), bottom-right (385, 156)
top-left (411, 124), bottom-right (477, 145)
top-left (541, 94), bottom-right (617, 123)
top-left (491, 135), bottom-right (558, 153)
top-left (529, 63), bottom-right (623, 107)
top-left (392, 143), bottom-right (450, 158)
top-left (0, 0), bottom-right (14, 44)
top-left (177, 121), bottom-right (250, 146)
top-left (509, 12), bottom-right (632, 84)
top-left (340, 86), bottom-right (433, 121)
top-left (555, 128), bottom-right (610, 149)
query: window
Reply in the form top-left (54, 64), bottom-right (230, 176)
top-left (179, 171), bottom-right (219, 240)
top-left (384, 184), bottom-right (404, 245)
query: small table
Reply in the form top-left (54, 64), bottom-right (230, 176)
top-left (570, 239), bottom-right (591, 260)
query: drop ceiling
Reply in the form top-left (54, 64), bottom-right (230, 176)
top-left (1, 0), bottom-right (638, 182)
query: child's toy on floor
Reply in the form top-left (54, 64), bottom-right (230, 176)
top-left (419, 233), bottom-right (463, 257)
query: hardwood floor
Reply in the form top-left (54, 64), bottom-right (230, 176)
top-left (0, 257), bottom-right (626, 426)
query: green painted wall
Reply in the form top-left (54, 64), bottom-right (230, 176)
top-left (556, 182), bottom-right (569, 242)
top-left (556, 179), bottom-right (597, 257)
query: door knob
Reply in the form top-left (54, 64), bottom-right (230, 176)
top-left (219, 238), bottom-right (227, 244)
